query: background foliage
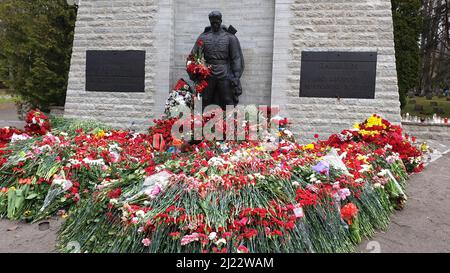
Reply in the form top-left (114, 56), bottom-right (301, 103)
top-left (0, 0), bottom-right (77, 112)
top-left (391, 0), bottom-right (423, 109)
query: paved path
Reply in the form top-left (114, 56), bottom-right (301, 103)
top-left (359, 141), bottom-right (450, 253)
top-left (0, 103), bottom-right (24, 128)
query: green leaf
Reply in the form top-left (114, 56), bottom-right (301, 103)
top-left (25, 193), bottom-right (38, 200)
top-left (7, 189), bottom-right (16, 219)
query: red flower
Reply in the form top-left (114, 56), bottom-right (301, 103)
top-left (195, 80), bottom-right (208, 94)
top-left (197, 39), bottom-right (204, 47)
top-left (341, 203), bottom-right (359, 225)
top-left (108, 188), bottom-right (122, 199)
top-left (174, 79), bottom-right (188, 91)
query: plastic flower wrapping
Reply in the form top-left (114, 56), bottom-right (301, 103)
top-left (0, 112), bottom-right (427, 253)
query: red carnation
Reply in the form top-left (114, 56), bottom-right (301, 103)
top-left (341, 203), bottom-right (359, 225)
top-left (195, 80), bottom-right (208, 94)
top-left (108, 188), bottom-right (122, 199)
top-left (174, 79), bottom-right (187, 91)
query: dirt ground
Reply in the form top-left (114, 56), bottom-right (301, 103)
top-left (0, 217), bottom-right (63, 253)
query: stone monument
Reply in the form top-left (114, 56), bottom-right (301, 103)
top-left (65, 0), bottom-right (401, 141)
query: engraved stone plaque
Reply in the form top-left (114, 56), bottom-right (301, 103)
top-left (86, 50), bottom-right (145, 92)
top-left (299, 52), bottom-right (377, 99)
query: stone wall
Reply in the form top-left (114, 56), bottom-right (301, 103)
top-left (271, 0), bottom-right (401, 142)
top-left (65, 0), bottom-right (160, 130)
top-left (402, 122), bottom-right (450, 142)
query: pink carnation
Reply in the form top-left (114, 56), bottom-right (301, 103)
top-left (181, 233), bottom-right (200, 246)
top-left (142, 238), bottom-right (151, 247)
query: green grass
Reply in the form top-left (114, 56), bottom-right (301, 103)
top-left (402, 96), bottom-right (450, 118)
top-left (0, 89), bottom-right (17, 104)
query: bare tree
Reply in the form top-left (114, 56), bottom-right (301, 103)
top-left (420, 0), bottom-right (450, 95)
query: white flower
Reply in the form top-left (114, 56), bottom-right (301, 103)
top-left (215, 238), bottom-right (227, 246)
top-left (308, 174), bottom-right (318, 183)
top-left (52, 178), bottom-right (72, 191)
top-left (11, 133), bottom-right (31, 143)
top-left (377, 169), bottom-right (388, 177)
top-left (68, 159), bottom-right (81, 165)
top-left (40, 145), bottom-right (52, 152)
top-left (82, 158), bottom-right (106, 166)
top-left (254, 173), bottom-right (265, 180)
top-left (292, 181), bottom-right (300, 187)
top-left (109, 198), bottom-right (118, 205)
top-left (208, 232), bottom-right (217, 241)
top-left (283, 129), bottom-right (293, 138)
top-left (136, 210), bottom-right (145, 218)
top-left (208, 157), bottom-right (227, 167)
top-left (359, 164), bottom-right (371, 173)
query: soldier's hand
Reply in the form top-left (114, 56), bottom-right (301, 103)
top-left (231, 78), bottom-right (239, 87)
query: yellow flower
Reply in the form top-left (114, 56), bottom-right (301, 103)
top-left (353, 123), bottom-right (360, 129)
top-left (23, 210), bottom-right (32, 217)
top-left (357, 154), bottom-right (369, 164)
top-left (365, 115), bottom-right (387, 129)
top-left (304, 143), bottom-right (315, 150)
top-left (420, 143), bottom-right (428, 152)
top-left (9, 186), bottom-right (16, 191)
top-left (359, 129), bottom-right (380, 137)
top-left (96, 129), bottom-right (106, 138)
top-left (255, 146), bottom-right (265, 152)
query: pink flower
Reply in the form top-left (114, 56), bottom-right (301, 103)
top-left (151, 184), bottom-right (162, 197)
top-left (181, 233), bottom-right (200, 246)
top-left (237, 245), bottom-right (249, 253)
top-left (239, 217), bottom-right (248, 226)
top-left (338, 188), bottom-right (351, 201)
top-left (142, 238), bottom-right (151, 247)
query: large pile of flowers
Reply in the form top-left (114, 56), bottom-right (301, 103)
top-left (0, 109), bottom-right (424, 253)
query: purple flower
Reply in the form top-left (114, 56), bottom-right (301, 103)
top-left (312, 161), bottom-right (330, 176)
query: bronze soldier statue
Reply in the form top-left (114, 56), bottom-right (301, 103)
top-left (190, 11), bottom-right (245, 110)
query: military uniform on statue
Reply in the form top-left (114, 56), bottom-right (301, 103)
top-left (189, 11), bottom-right (245, 110)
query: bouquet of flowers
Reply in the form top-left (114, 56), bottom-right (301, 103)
top-left (186, 39), bottom-right (212, 97)
top-left (164, 79), bottom-right (194, 117)
top-left (24, 109), bottom-right (51, 135)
